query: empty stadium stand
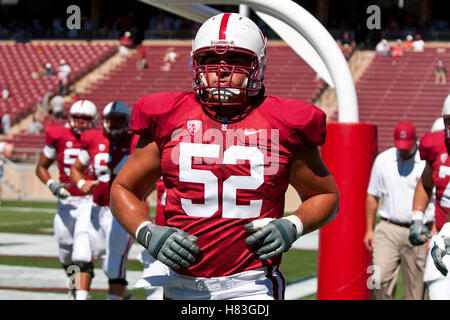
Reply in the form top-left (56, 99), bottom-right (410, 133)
top-left (0, 41), bottom-right (116, 125)
top-left (0, 41), bottom-right (117, 161)
top-left (356, 47), bottom-right (450, 152)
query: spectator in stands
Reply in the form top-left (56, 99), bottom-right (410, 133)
top-left (391, 39), bottom-right (404, 65)
top-left (404, 35), bottom-right (414, 51)
top-left (40, 91), bottom-right (52, 116)
top-left (413, 34), bottom-right (425, 52)
top-left (338, 31), bottom-right (356, 55)
top-left (0, 137), bottom-right (14, 160)
top-left (1, 87), bottom-right (9, 100)
top-left (161, 47), bottom-right (178, 71)
top-left (40, 63), bottom-right (55, 77)
top-left (1, 112), bottom-right (10, 136)
top-left (136, 44), bottom-right (147, 69)
top-left (27, 115), bottom-right (43, 135)
top-left (57, 59), bottom-right (72, 96)
top-left (434, 60), bottom-right (447, 85)
top-left (375, 39), bottom-right (390, 57)
top-left (119, 31), bottom-right (133, 57)
top-left (50, 94), bottom-right (65, 119)
top-left (364, 120), bottom-right (433, 300)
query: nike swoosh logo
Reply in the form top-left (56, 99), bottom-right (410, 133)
top-left (244, 129), bottom-right (262, 136)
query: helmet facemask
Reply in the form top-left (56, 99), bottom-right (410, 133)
top-left (193, 47), bottom-right (265, 123)
top-left (444, 116), bottom-right (450, 152)
top-left (70, 114), bottom-right (95, 136)
top-left (103, 113), bottom-right (129, 141)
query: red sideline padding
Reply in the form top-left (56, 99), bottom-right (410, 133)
top-left (317, 122), bottom-right (377, 300)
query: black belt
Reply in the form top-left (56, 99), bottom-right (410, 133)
top-left (381, 217), bottom-right (410, 228)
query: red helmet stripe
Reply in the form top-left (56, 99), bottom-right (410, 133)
top-left (218, 13), bottom-right (231, 40)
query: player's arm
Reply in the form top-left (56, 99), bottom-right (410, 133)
top-left (413, 162), bottom-right (434, 212)
top-left (70, 156), bottom-right (99, 194)
top-left (110, 136), bottom-right (200, 271)
top-left (35, 149), bottom-right (70, 199)
top-left (245, 145), bottom-right (339, 260)
top-left (421, 161), bottom-right (450, 275)
top-left (110, 136), bottom-right (162, 233)
top-left (409, 162), bottom-right (433, 246)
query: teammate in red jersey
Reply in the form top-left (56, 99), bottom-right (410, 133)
top-left (35, 99), bottom-right (98, 300)
top-left (70, 101), bottom-right (139, 300)
top-left (110, 13), bottom-right (339, 300)
top-left (411, 94), bottom-right (450, 299)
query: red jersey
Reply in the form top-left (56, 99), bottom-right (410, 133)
top-left (80, 129), bottom-right (139, 206)
top-left (419, 131), bottom-right (450, 231)
top-left (155, 178), bottom-right (166, 226)
top-left (44, 125), bottom-right (89, 197)
top-left (131, 91), bottom-right (326, 277)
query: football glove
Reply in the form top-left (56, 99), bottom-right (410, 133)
top-left (244, 216), bottom-right (302, 260)
top-left (136, 222), bottom-right (200, 271)
top-left (431, 225), bottom-right (450, 276)
top-left (47, 180), bottom-right (71, 199)
top-left (409, 211), bottom-right (431, 246)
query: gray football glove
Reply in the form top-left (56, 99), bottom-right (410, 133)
top-left (244, 218), bottom-right (298, 260)
top-left (137, 224), bottom-right (200, 271)
top-left (431, 235), bottom-right (450, 276)
top-left (409, 220), bottom-right (431, 246)
top-left (48, 182), bottom-right (71, 199)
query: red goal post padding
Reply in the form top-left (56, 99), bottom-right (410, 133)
top-left (318, 122), bottom-right (377, 300)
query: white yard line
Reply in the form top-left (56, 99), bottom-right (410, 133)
top-left (0, 265), bottom-right (143, 291)
top-left (0, 232), bottom-right (318, 300)
top-left (0, 207), bottom-right (56, 214)
top-left (0, 289), bottom-right (68, 300)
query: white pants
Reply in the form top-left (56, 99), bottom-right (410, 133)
top-left (89, 204), bottom-right (133, 280)
top-left (424, 235), bottom-right (450, 300)
top-left (135, 251), bottom-right (285, 300)
top-left (53, 195), bottom-right (93, 265)
top-left (136, 249), bottom-right (164, 300)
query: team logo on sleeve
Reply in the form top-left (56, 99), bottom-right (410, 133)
top-left (99, 144), bottom-right (106, 152)
top-left (441, 153), bottom-right (448, 163)
top-left (66, 141), bottom-right (73, 148)
top-left (187, 120), bottom-right (202, 136)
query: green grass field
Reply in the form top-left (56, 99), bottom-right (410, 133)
top-left (0, 200), bottom-right (407, 300)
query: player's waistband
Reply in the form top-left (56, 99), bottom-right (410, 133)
top-left (59, 194), bottom-right (93, 204)
top-left (173, 266), bottom-right (272, 293)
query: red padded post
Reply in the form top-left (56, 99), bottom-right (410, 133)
top-left (317, 122), bottom-right (377, 300)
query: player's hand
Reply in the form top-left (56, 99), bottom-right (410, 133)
top-left (431, 234), bottom-right (450, 276)
top-left (136, 223), bottom-right (200, 271)
top-left (244, 217), bottom-right (299, 260)
top-left (409, 220), bottom-right (432, 246)
top-left (78, 179), bottom-right (100, 193)
top-left (48, 182), bottom-right (71, 199)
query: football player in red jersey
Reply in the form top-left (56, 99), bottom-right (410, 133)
top-left (70, 101), bottom-right (139, 300)
top-left (35, 99), bottom-right (98, 300)
top-left (411, 94), bottom-right (450, 299)
top-left (110, 13), bottom-right (339, 300)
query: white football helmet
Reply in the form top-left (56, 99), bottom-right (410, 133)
top-left (69, 99), bottom-right (98, 135)
top-left (431, 117), bottom-right (444, 133)
top-left (441, 94), bottom-right (450, 148)
top-left (191, 12), bottom-right (267, 123)
top-left (102, 101), bottom-right (131, 140)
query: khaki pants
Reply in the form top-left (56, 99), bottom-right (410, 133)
top-left (371, 220), bottom-right (428, 300)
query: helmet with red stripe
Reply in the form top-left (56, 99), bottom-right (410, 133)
top-left (191, 13), bottom-right (267, 123)
top-left (102, 101), bottom-right (131, 140)
top-left (69, 99), bottom-right (98, 136)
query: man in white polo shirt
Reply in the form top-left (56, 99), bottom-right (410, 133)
top-left (364, 120), bottom-right (434, 300)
